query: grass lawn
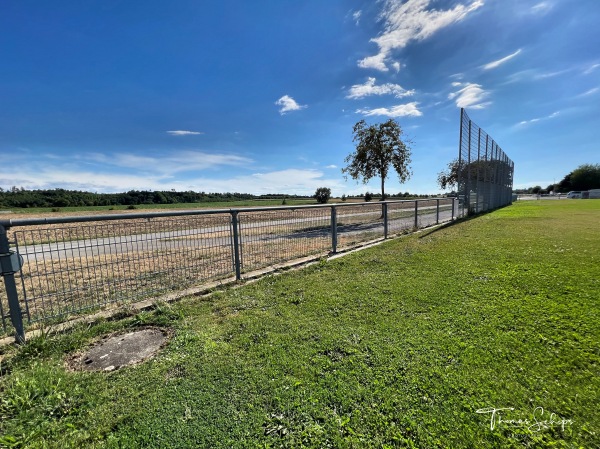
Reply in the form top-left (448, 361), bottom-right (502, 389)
top-left (1, 200), bottom-right (598, 448)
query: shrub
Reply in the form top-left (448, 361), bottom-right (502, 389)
top-left (313, 187), bottom-right (331, 204)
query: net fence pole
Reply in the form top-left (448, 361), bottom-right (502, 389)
top-left (0, 225), bottom-right (25, 343)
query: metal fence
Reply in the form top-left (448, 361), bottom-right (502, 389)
top-left (1, 198), bottom-right (456, 341)
top-left (457, 108), bottom-right (514, 217)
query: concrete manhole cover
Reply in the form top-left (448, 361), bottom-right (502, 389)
top-left (71, 328), bottom-right (169, 372)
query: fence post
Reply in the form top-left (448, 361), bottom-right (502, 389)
top-left (230, 211), bottom-right (242, 280)
top-left (452, 198), bottom-right (457, 219)
top-left (383, 202), bottom-right (388, 239)
top-left (0, 224), bottom-right (25, 343)
top-left (436, 199), bottom-right (440, 224)
top-left (414, 200), bottom-right (419, 229)
top-left (331, 206), bottom-right (338, 253)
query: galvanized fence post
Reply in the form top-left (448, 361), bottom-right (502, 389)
top-left (383, 202), bottom-right (388, 239)
top-left (230, 211), bottom-right (242, 280)
top-left (331, 206), bottom-right (338, 253)
top-left (0, 224), bottom-right (25, 343)
top-left (436, 199), bottom-right (440, 224)
top-left (414, 200), bottom-right (419, 229)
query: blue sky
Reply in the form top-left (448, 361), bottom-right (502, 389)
top-left (1, 0), bottom-right (599, 196)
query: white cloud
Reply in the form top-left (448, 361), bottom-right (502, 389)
top-left (353, 10), bottom-right (362, 25)
top-left (326, 165), bottom-right (338, 169)
top-left (535, 69), bottom-right (569, 79)
top-left (583, 63), bottom-right (600, 75)
top-left (0, 155), bottom-right (342, 195)
top-left (86, 151), bottom-right (253, 175)
top-left (579, 87), bottom-right (599, 97)
top-left (530, 2), bottom-right (552, 14)
top-left (448, 82), bottom-right (491, 109)
top-left (516, 111), bottom-right (560, 127)
top-left (358, 0), bottom-right (484, 72)
top-left (481, 49), bottom-right (522, 70)
top-left (356, 102), bottom-right (423, 117)
top-left (275, 95), bottom-right (307, 115)
top-left (167, 130), bottom-right (203, 136)
top-left (346, 77), bottom-right (415, 99)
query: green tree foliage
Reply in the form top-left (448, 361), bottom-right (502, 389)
top-left (570, 164), bottom-right (600, 191)
top-left (437, 158), bottom-right (513, 191)
top-left (0, 189), bottom-right (311, 209)
top-left (437, 159), bottom-right (461, 190)
top-left (556, 164), bottom-right (600, 192)
top-left (364, 192), bottom-right (373, 202)
top-left (343, 119), bottom-right (412, 200)
top-left (313, 187), bottom-right (331, 204)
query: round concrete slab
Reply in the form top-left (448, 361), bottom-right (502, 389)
top-left (72, 328), bottom-right (168, 372)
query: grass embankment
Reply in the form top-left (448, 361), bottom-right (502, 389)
top-left (1, 200), bottom-right (598, 448)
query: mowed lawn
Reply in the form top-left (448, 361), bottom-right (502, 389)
top-left (1, 200), bottom-right (598, 448)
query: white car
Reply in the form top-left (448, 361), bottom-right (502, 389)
top-left (566, 191), bottom-right (582, 199)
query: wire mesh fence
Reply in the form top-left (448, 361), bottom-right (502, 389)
top-left (1, 199), bottom-right (456, 340)
top-left (458, 108), bottom-right (514, 217)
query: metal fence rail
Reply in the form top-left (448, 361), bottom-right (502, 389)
top-left (1, 198), bottom-right (456, 341)
top-left (458, 108), bottom-right (514, 216)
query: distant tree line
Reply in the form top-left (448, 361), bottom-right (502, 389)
top-left (516, 163), bottom-right (600, 194)
top-left (0, 187), bottom-right (310, 209)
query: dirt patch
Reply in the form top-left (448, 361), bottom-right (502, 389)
top-left (69, 327), bottom-right (169, 372)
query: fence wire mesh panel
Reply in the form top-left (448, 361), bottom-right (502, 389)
top-left (238, 208), bottom-right (331, 272)
top-left (7, 214), bottom-right (233, 326)
top-left (458, 108), bottom-right (514, 217)
top-left (336, 203), bottom-right (385, 250)
top-left (0, 200), bottom-right (457, 338)
top-left (387, 201), bottom-right (417, 234)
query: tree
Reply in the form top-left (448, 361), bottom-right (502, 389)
top-left (313, 187), bottom-right (331, 204)
top-left (343, 119), bottom-right (412, 200)
top-left (570, 164), bottom-right (600, 191)
top-left (437, 158), bottom-right (513, 191)
top-left (364, 191), bottom-right (373, 202)
top-left (437, 159), bottom-right (461, 190)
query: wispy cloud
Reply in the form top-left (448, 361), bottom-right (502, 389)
top-left (448, 82), bottom-right (491, 109)
top-left (87, 150), bottom-right (253, 176)
top-left (358, 0), bottom-right (483, 71)
top-left (577, 87), bottom-right (599, 98)
top-left (535, 69), bottom-right (569, 79)
top-left (326, 164), bottom-right (338, 169)
top-left (503, 68), bottom-right (572, 84)
top-left (346, 77), bottom-right (415, 99)
top-left (583, 63), bottom-right (600, 75)
top-left (516, 111), bottom-right (560, 127)
top-left (356, 102), bottom-right (422, 117)
top-left (0, 153), bottom-right (343, 195)
top-left (167, 130), bottom-right (203, 136)
top-left (352, 10), bottom-right (362, 25)
top-left (481, 49), bottom-right (522, 70)
top-left (530, 2), bottom-right (553, 15)
top-left (275, 95), bottom-right (307, 115)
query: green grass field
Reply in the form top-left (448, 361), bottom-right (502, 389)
top-left (1, 200), bottom-right (598, 448)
